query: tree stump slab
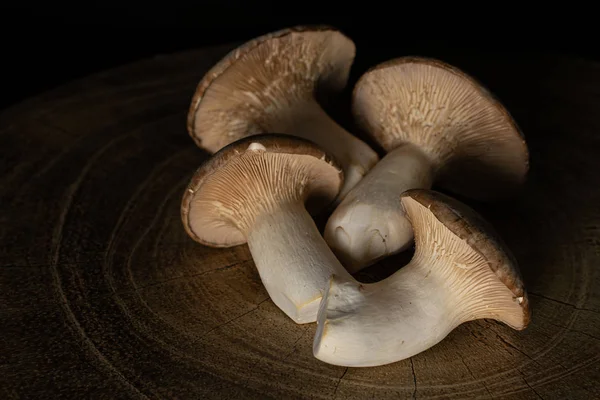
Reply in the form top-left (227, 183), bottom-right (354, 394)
top-left (1, 42), bottom-right (599, 399)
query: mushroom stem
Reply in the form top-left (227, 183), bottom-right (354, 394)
top-left (314, 195), bottom-right (528, 367)
top-left (324, 143), bottom-right (434, 271)
top-left (314, 267), bottom-right (453, 368)
top-left (273, 100), bottom-right (379, 200)
top-left (246, 201), bottom-right (353, 324)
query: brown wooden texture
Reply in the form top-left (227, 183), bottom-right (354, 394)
top-left (1, 42), bottom-right (599, 399)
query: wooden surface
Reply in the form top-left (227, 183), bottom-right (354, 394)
top-left (1, 42), bottom-right (599, 400)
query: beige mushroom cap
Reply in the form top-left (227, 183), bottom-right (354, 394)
top-left (353, 57), bottom-right (530, 200)
top-left (401, 188), bottom-right (531, 329)
top-left (187, 25), bottom-right (356, 152)
top-left (181, 134), bottom-right (343, 248)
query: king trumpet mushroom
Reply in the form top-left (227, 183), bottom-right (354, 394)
top-left (324, 57), bottom-right (529, 271)
top-left (186, 25), bottom-right (379, 200)
top-left (181, 134), bottom-right (354, 324)
top-left (313, 189), bottom-right (530, 367)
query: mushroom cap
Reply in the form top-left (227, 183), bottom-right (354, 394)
top-left (400, 188), bottom-right (530, 329)
top-left (187, 25), bottom-right (356, 152)
top-left (353, 56), bottom-right (529, 200)
top-left (181, 134), bottom-right (343, 248)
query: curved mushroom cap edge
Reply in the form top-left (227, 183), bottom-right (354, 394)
top-left (401, 188), bottom-right (531, 329)
top-left (181, 134), bottom-right (344, 247)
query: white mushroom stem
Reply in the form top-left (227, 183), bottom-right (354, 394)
top-left (314, 268), bottom-right (455, 367)
top-left (324, 143), bottom-right (434, 272)
top-left (314, 198), bottom-right (526, 367)
top-left (246, 200), bottom-right (354, 324)
top-left (272, 100), bottom-right (379, 200)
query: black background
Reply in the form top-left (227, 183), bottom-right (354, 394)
top-left (0, 6), bottom-right (596, 111)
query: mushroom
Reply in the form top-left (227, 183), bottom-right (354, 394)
top-left (324, 56), bottom-right (529, 271)
top-left (181, 134), bottom-right (354, 324)
top-left (313, 189), bottom-right (530, 367)
top-left (186, 25), bottom-right (379, 199)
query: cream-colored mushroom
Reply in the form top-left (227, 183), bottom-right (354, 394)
top-left (181, 134), bottom-right (354, 324)
top-left (187, 26), bottom-right (379, 200)
top-left (324, 57), bottom-right (529, 271)
top-left (314, 189), bottom-right (530, 367)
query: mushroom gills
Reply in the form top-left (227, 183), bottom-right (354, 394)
top-left (314, 190), bottom-right (529, 367)
top-left (323, 56), bottom-right (529, 272)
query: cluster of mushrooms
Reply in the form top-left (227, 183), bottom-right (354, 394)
top-left (181, 26), bottom-right (531, 368)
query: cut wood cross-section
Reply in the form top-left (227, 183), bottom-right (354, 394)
top-left (1, 42), bottom-right (599, 399)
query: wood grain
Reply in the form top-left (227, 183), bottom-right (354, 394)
top-left (1, 42), bottom-right (599, 399)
